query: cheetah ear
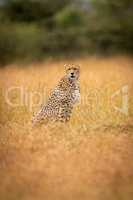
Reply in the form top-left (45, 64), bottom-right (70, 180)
top-left (76, 65), bottom-right (80, 70)
top-left (64, 64), bottom-right (70, 71)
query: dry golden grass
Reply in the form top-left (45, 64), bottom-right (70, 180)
top-left (0, 56), bottom-right (133, 200)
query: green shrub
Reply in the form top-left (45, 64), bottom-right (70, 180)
top-left (55, 6), bottom-right (84, 28)
top-left (0, 23), bottom-right (45, 64)
top-left (13, 24), bottom-right (44, 60)
top-left (0, 24), bottom-right (17, 64)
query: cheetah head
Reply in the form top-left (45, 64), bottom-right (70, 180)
top-left (65, 64), bottom-right (80, 81)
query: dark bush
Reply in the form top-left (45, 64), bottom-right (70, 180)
top-left (0, 0), bottom-right (133, 65)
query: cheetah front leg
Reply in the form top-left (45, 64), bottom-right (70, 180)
top-left (58, 102), bottom-right (73, 122)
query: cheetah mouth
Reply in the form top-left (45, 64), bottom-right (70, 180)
top-left (71, 75), bottom-right (75, 78)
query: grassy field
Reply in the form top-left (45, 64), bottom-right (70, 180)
top-left (0, 56), bottom-right (133, 200)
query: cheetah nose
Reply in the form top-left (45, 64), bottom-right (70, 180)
top-left (71, 72), bottom-right (74, 75)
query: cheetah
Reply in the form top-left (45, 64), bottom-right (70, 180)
top-left (32, 64), bottom-right (80, 125)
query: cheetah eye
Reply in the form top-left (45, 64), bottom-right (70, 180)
top-left (74, 67), bottom-right (79, 71)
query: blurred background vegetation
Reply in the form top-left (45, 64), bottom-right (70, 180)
top-left (0, 0), bottom-right (133, 65)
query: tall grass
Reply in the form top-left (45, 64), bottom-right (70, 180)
top-left (0, 56), bottom-right (133, 200)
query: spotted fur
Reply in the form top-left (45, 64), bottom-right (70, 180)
top-left (32, 64), bottom-right (80, 125)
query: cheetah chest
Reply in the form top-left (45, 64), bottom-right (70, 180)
top-left (71, 88), bottom-right (80, 104)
